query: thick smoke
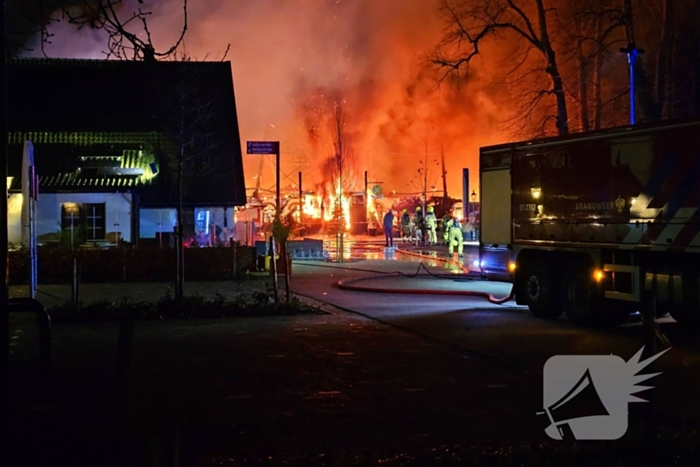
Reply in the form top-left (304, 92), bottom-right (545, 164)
top-left (19, 0), bottom-right (508, 197)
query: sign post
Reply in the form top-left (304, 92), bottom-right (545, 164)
top-left (463, 168), bottom-right (470, 221)
top-left (247, 141), bottom-right (281, 214)
top-left (248, 141), bottom-right (281, 304)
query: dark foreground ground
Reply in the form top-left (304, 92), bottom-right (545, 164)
top-left (7, 310), bottom-right (700, 466)
top-left (6, 250), bottom-right (700, 466)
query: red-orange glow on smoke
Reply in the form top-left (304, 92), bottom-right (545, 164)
top-left (26, 0), bottom-right (511, 198)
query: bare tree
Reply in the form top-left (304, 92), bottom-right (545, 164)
top-left (61, 0), bottom-right (188, 61)
top-left (4, 0), bottom-right (60, 57)
top-left (157, 54), bottom-right (224, 300)
top-left (4, 0), bottom-right (188, 60)
top-left (427, 0), bottom-right (570, 136)
top-left (324, 100), bottom-right (356, 262)
top-left (559, 0), bottom-right (628, 131)
top-left (654, 0), bottom-right (674, 119)
top-left (413, 142), bottom-right (440, 207)
top-left (620, 0), bottom-right (658, 122)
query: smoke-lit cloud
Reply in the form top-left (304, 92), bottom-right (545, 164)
top-left (19, 0), bottom-right (510, 198)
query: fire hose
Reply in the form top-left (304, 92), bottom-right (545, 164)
top-left (333, 258), bottom-right (515, 305)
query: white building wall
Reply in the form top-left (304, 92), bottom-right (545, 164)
top-left (8, 192), bottom-right (133, 244)
top-left (139, 208), bottom-right (177, 238)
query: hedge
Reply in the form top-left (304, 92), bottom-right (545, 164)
top-left (9, 244), bottom-right (256, 285)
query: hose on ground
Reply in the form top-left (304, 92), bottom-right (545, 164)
top-left (336, 273), bottom-right (515, 305)
top-left (296, 260), bottom-right (515, 305)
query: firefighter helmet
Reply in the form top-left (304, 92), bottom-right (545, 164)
top-left (416, 206), bottom-right (421, 211)
top-left (428, 206), bottom-right (434, 213)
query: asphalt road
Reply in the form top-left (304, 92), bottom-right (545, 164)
top-left (289, 256), bottom-right (700, 424)
top-left (7, 251), bottom-right (700, 465)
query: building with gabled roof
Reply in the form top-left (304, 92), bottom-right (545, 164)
top-left (6, 58), bottom-right (246, 247)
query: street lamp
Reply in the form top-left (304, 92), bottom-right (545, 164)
top-left (471, 190), bottom-right (477, 202)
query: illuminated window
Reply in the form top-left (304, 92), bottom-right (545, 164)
top-left (85, 203), bottom-right (106, 240)
top-left (195, 209), bottom-right (210, 235)
top-left (61, 202), bottom-right (106, 242)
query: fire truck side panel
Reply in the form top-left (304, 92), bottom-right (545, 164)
top-left (479, 119), bottom-right (700, 327)
top-left (479, 151), bottom-right (513, 281)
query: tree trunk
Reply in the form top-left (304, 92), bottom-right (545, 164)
top-left (577, 46), bottom-right (590, 132)
top-left (337, 188), bottom-right (344, 263)
top-left (175, 156), bottom-right (184, 301)
top-left (281, 240), bottom-right (291, 303)
top-left (655, 0), bottom-right (674, 119)
top-left (592, 15), bottom-right (604, 130)
top-left (535, 0), bottom-right (569, 135)
top-left (440, 145), bottom-right (448, 202)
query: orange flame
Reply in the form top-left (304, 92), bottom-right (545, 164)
top-left (299, 179), bottom-right (351, 231)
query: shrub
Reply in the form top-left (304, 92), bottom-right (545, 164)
top-left (47, 292), bottom-right (324, 323)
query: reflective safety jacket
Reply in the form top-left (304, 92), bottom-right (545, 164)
top-left (425, 212), bottom-right (437, 228)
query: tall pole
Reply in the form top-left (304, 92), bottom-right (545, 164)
top-left (364, 171), bottom-right (368, 198)
top-left (364, 170), bottom-right (368, 224)
top-left (621, 43), bottom-right (644, 125)
top-left (275, 146), bottom-right (281, 216)
top-left (440, 145), bottom-right (448, 203)
top-left (629, 49), bottom-right (636, 124)
top-left (463, 169), bottom-right (470, 222)
top-left (298, 171), bottom-right (303, 225)
top-left (422, 143), bottom-right (428, 214)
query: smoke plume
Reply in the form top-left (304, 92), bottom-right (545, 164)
top-left (17, 0), bottom-right (510, 198)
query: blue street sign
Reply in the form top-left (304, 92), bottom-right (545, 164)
top-left (247, 141), bottom-right (280, 154)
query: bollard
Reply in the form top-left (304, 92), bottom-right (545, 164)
top-left (118, 322), bottom-right (135, 465)
top-left (39, 311), bottom-right (51, 372)
top-left (642, 290), bottom-right (657, 462)
top-left (643, 291), bottom-right (657, 359)
top-left (72, 258), bottom-right (81, 310)
top-left (7, 298), bottom-right (51, 372)
top-left (71, 257), bottom-right (77, 306)
top-left (232, 240), bottom-right (237, 280)
top-left (269, 237), bottom-right (279, 304)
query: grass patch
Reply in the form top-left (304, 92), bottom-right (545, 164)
top-left (47, 291), bottom-right (324, 323)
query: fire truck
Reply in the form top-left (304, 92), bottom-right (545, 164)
top-left (478, 118), bottom-right (700, 328)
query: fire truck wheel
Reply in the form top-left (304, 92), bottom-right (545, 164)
top-left (524, 260), bottom-right (562, 319)
top-left (562, 261), bottom-right (630, 327)
top-left (562, 261), bottom-right (599, 326)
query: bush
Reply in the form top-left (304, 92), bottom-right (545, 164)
top-left (47, 291), bottom-right (324, 323)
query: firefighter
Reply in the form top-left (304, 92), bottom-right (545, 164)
top-left (400, 209), bottom-right (412, 242)
top-left (383, 209), bottom-right (395, 247)
top-left (413, 206), bottom-right (425, 244)
top-left (425, 206), bottom-right (437, 245)
top-left (446, 216), bottom-right (464, 258)
top-left (442, 210), bottom-right (453, 244)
